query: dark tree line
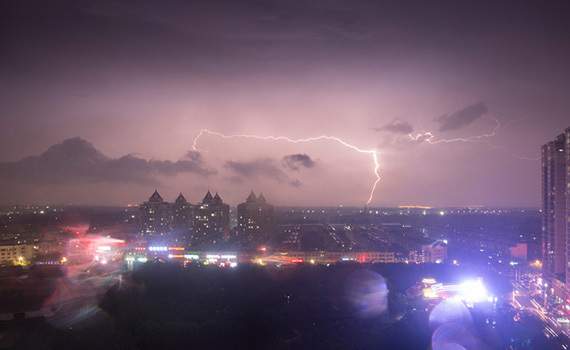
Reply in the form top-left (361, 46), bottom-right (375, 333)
top-left (5, 261), bottom-right (562, 349)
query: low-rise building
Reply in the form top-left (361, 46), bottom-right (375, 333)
top-left (421, 241), bottom-right (448, 263)
top-left (0, 244), bottom-right (35, 265)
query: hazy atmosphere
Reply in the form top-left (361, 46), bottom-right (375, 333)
top-left (2, 0), bottom-right (569, 207)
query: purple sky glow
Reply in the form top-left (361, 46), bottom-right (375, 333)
top-left (1, 0), bottom-right (569, 207)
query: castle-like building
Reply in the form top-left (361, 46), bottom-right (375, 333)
top-left (138, 190), bottom-right (172, 237)
top-left (236, 191), bottom-right (274, 246)
top-left (138, 190), bottom-right (230, 247)
top-left (171, 193), bottom-right (193, 244)
top-left (193, 191), bottom-right (230, 246)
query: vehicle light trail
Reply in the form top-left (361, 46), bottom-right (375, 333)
top-left (192, 129), bottom-right (381, 205)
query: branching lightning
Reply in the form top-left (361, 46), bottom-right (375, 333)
top-left (408, 116), bottom-right (539, 161)
top-left (408, 116), bottom-right (501, 145)
top-left (192, 129), bottom-right (381, 205)
top-left (192, 116), bottom-right (536, 206)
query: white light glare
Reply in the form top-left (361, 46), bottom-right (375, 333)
top-left (461, 280), bottom-right (487, 303)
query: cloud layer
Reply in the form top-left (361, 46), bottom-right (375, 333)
top-left (375, 120), bottom-right (414, 134)
top-left (224, 158), bottom-right (301, 187)
top-left (282, 153), bottom-right (316, 171)
top-left (0, 137), bottom-right (215, 185)
top-left (436, 102), bottom-right (489, 132)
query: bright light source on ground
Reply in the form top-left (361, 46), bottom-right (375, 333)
top-left (461, 280), bottom-right (487, 303)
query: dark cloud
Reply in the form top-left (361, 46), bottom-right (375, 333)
top-left (282, 153), bottom-right (316, 171)
top-left (374, 119), bottom-right (414, 134)
top-left (0, 137), bottom-right (215, 185)
top-left (184, 151), bottom-right (202, 161)
top-left (436, 102), bottom-right (489, 132)
top-left (225, 159), bottom-right (300, 187)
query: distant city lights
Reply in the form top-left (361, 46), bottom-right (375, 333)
top-left (148, 246), bottom-right (168, 252)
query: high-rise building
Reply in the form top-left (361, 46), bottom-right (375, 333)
top-left (237, 191), bottom-right (274, 246)
top-left (193, 191), bottom-right (230, 246)
top-left (566, 128), bottom-right (570, 286)
top-left (171, 193), bottom-right (193, 246)
top-left (139, 190), bottom-right (172, 238)
top-left (541, 133), bottom-right (567, 283)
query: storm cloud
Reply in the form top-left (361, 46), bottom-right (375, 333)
top-left (436, 102), bottom-right (489, 132)
top-left (282, 154), bottom-right (316, 171)
top-left (0, 137), bottom-right (215, 185)
top-left (0, 0), bottom-right (562, 207)
top-left (225, 159), bottom-right (300, 187)
top-left (374, 120), bottom-right (414, 134)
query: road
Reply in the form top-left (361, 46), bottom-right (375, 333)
top-left (512, 281), bottom-right (570, 348)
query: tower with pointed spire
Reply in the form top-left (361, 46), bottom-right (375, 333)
top-left (237, 191), bottom-right (274, 246)
top-left (171, 193), bottom-right (193, 245)
top-left (139, 190), bottom-right (172, 238)
top-left (192, 191), bottom-right (230, 246)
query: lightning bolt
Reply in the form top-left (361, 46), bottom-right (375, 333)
top-left (192, 129), bottom-right (381, 205)
top-left (408, 116), bottom-right (501, 145)
top-left (408, 117), bottom-right (539, 161)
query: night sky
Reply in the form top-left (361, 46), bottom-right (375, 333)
top-left (1, 0), bottom-right (569, 207)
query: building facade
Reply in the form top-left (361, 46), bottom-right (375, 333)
top-left (264, 251), bottom-right (395, 264)
top-left (193, 191), bottom-right (230, 246)
top-left (0, 244), bottom-right (35, 265)
top-left (566, 128), bottom-right (570, 286)
top-left (237, 191), bottom-right (274, 246)
top-left (541, 133), bottom-right (567, 283)
top-left (171, 193), bottom-right (193, 245)
top-left (139, 190), bottom-right (172, 238)
top-left (421, 241), bottom-right (448, 263)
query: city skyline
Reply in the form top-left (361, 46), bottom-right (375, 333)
top-left (2, 1), bottom-right (570, 207)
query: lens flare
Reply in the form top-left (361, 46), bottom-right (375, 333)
top-left (42, 235), bottom-right (126, 329)
top-left (345, 269), bottom-right (388, 318)
top-left (429, 299), bottom-right (490, 350)
top-left (429, 299), bottom-right (472, 332)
